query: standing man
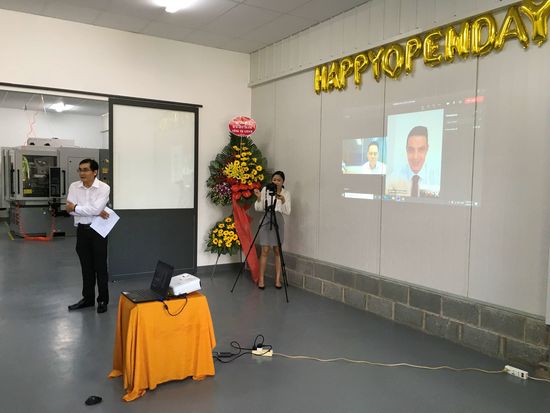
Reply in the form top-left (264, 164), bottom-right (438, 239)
top-left (385, 126), bottom-right (439, 197)
top-left (361, 141), bottom-right (386, 174)
top-left (66, 159), bottom-right (111, 313)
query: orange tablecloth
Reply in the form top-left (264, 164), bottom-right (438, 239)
top-left (108, 292), bottom-right (216, 401)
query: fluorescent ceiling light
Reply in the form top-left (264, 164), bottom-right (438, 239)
top-left (153, 0), bottom-right (196, 13)
top-left (50, 102), bottom-right (74, 113)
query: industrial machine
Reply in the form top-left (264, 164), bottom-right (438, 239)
top-left (0, 139), bottom-right (109, 237)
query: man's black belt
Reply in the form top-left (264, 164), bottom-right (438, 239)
top-left (78, 223), bottom-right (92, 227)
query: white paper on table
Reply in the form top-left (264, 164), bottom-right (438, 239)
top-left (90, 207), bottom-right (119, 238)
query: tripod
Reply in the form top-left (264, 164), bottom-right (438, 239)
top-left (231, 191), bottom-right (289, 303)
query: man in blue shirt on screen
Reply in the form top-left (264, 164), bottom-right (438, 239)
top-left (385, 126), bottom-right (440, 197)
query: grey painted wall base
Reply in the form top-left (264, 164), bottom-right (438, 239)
top-left (265, 252), bottom-right (549, 369)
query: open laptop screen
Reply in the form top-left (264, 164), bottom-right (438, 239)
top-left (150, 260), bottom-right (174, 296)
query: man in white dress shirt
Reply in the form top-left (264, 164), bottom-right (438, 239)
top-left (66, 159), bottom-right (111, 314)
top-left (385, 126), bottom-right (439, 197)
top-left (361, 141), bottom-right (386, 174)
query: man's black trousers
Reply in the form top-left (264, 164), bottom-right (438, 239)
top-left (76, 224), bottom-right (109, 304)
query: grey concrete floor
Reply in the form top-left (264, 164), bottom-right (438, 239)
top-left (0, 226), bottom-right (549, 412)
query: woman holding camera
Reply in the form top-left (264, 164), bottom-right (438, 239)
top-left (253, 171), bottom-right (291, 289)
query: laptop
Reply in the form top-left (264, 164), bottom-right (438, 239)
top-left (122, 260), bottom-right (175, 303)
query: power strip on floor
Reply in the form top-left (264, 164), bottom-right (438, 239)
top-left (505, 365), bottom-right (528, 380)
top-left (252, 348), bottom-right (273, 357)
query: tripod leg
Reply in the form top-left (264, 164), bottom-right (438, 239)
top-left (270, 210), bottom-right (289, 303)
top-left (230, 208), bottom-right (269, 293)
top-left (210, 253), bottom-right (221, 281)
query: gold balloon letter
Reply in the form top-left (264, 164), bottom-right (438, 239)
top-left (354, 53), bottom-right (369, 86)
top-left (382, 44), bottom-right (405, 79)
top-left (495, 6), bottom-right (530, 50)
top-left (326, 61), bottom-right (341, 91)
top-left (367, 47), bottom-right (385, 82)
top-left (444, 22), bottom-right (471, 62)
top-left (423, 30), bottom-right (444, 67)
top-left (338, 57), bottom-right (354, 89)
top-left (519, 0), bottom-right (550, 46)
top-left (405, 37), bottom-right (422, 74)
top-left (314, 66), bottom-right (324, 94)
top-left (471, 14), bottom-right (497, 56)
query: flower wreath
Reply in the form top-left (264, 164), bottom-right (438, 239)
top-left (206, 215), bottom-right (241, 256)
top-left (206, 133), bottom-right (267, 206)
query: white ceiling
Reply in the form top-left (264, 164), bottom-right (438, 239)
top-left (0, 0), bottom-right (371, 53)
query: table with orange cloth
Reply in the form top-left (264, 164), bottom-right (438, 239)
top-left (108, 292), bottom-right (216, 401)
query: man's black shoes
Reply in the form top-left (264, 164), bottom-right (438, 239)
top-left (68, 299), bottom-right (94, 311)
top-left (97, 302), bottom-right (108, 314)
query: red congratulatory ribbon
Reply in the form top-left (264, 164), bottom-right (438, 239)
top-left (232, 198), bottom-right (260, 283)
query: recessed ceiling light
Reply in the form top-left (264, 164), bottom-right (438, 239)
top-left (153, 0), bottom-right (196, 13)
top-left (50, 102), bottom-right (74, 113)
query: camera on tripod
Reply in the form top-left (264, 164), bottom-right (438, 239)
top-left (266, 182), bottom-right (277, 196)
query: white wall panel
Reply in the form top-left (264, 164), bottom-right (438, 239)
top-left (272, 42), bottom-right (282, 75)
top-left (379, 58), bottom-right (477, 295)
top-left (416, 0), bottom-right (437, 29)
top-left (257, 48), bottom-right (267, 81)
top-left (328, 14), bottom-right (345, 61)
top-left (435, 0), bottom-right (457, 23)
top-left (342, 9), bottom-right (358, 55)
top-left (468, 40), bottom-right (550, 315)
top-left (289, 35), bottom-right (300, 72)
top-left (251, 83), bottom-right (276, 160)
top-left (315, 23), bottom-right (332, 64)
top-left (280, 38), bottom-right (290, 74)
top-left (298, 27), bottom-right (313, 69)
top-left (264, 46), bottom-right (274, 80)
top-left (355, 2), bottom-right (371, 51)
top-left (382, 0), bottom-right (400, 39)
top-left (368, 0), bottom-right (385, 45)
top-left (274, 72), bottom-right (321, 258)
top-left (399, 0), bottom-right (418, 35)
top-left (318, 82), bottom-right (385, 271)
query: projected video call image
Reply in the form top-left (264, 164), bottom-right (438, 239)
top-left (341, 109), bottom-right (444, 201)
top-left (342, 137), bottom-right (386, 175)
top-left (384, 109), bottom-right (443, 198)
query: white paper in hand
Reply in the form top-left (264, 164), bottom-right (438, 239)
top-left (91, 207), bottom-right (119, 238)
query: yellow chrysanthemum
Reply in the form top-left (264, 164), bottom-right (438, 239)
top-left (232, 145), bottom-right (240, 151)
top-left (256, 165), bottom-right (263, 171)
top-left (218, 223), bottom-right (224, 228)
top-left (223, 160), bottom-right (247, 181)
top-left (225, 217), bottom-right (232, 223)
top-left (252, 157), bottom-right (257, 162)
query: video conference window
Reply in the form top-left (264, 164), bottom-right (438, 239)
top-left (342, 137), bottom-right (386, 175)
top-left (385, 109), bottom-right (444, 198)
top-left (341, 109), bottom-right (445, 202)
